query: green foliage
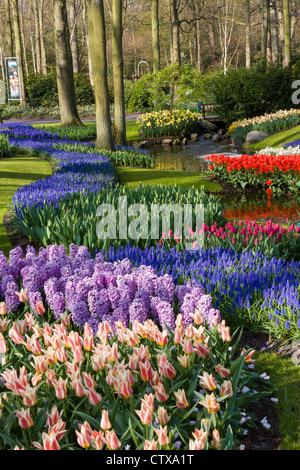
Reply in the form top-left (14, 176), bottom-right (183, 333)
top-left (127, 64), bottom-right (214, 113)
top-left (17, 183), bottom-right (225, 255)
top-left (25, 71), bottom-right (95, 108)
top-left (211, 64), bottom-right (298, 125)
top-left (0, 134), bottom-right (11, 157)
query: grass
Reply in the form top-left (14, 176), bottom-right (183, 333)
top-left (254, 352), bottom-right (300, 450)
top-left (34, 119), bottom-right (141, 143)
top-left (247, 125), bottom-right (300, 151)
top-left (116, 166), bottom-right (223, 191)
top-left (0, 154), bottom-right (52, 256)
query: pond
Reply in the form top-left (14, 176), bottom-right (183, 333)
top-left (149, 137), bottom-right (300, 225)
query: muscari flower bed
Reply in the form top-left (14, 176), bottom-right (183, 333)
top-left (0, 243), bottom-right (276, 450)
top-left (103, 244), bottom-right (300, 341)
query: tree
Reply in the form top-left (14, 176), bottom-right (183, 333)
top-left (151, 0), bottom-right (160, 73)
top-left (11, 0), bottom-right (26, 105)
top-left (283, 0), bottom-right (291, 66)
top-left (53, 0), bottom-right (83, 126)
top-left (170, 0), bottom-right (181, 65)
top-left (112, 0), bottom-right (126, 145)
top-left (86, 0), bottom-right (114, 150)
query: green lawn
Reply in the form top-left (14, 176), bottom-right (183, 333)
top-left (34, 119), bottom-right (141, 142)
top-left (248, 125), bottom-right (300, 151)
top-left (116, 166), bottom-right (223, 192)
top-left (0, 154), bottom-right (52, 256)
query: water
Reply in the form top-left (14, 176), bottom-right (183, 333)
top-left (150, 136), bottom-right (243, 172)
top-left (149, 138), bottom-right (300, 225)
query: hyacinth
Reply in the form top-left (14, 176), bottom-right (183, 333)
top-left (0, 244), bottom-right (220, 333)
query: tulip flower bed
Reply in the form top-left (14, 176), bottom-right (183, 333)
top-left (0, 123), bottom-right (156, 169)
top-left (14, 183), bottom-right (225, 256)
top-left (104, 244), bottom-right (300, 341)
top-left (137, 110), bottom-right (202, 138)
top-left (206, 153), bottom-right (300, 196)
top-left (228, 109), bottom-right (300, 139)
top-left (0, 246), bottom-right (276, 450)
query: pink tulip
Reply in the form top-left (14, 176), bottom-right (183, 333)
top-left (15, 289), bottom-right (28, 303)
top-left (15, 408), bottom-right (33, 429)
top-left (144, 439), bottom-right (158, 450)
top-left (154, 425), bottom-right (170, 446)
top-left (198, 371), bottom-right (217, 391)
top-left (105, 430), bottom-right (121, 450)
top-left (100, 410), bottom-right (112, 430)
top-left (174, 388), bottom-right (189, 409)
top-left (76, 421), bottom-right (94, 449)
top-left (0, 303), bottom-right (7, 316)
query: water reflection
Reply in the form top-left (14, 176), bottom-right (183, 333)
top-left (149, 139), bottom-right (300, 225)
top-left (150, 137), bottom-right (251, 172)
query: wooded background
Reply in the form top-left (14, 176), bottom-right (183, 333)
top-left (0, 0), bottom-right (299, 82)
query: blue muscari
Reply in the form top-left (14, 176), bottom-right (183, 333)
top-left (0, 123), bottom-right (117, 217)
top-left (103, 244), bottom-right (300, 333)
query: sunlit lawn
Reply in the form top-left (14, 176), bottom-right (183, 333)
top-left (248, 125), bottom-right (300, 151)
top-left (0, 154), bottom-right (52, 256)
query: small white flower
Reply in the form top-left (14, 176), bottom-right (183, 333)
top-left (260, 372), bottom-right (270, 380)
top-left (239, 444), bottom-right (246, 450)
top-left (261, 416), bottom-right (271, 430)
top-left (241, 386), bottom-right (250, 394)
top-left (248, 364), bottom-right (255, 369)
top-left (271, 397), bottom-right (279, 403)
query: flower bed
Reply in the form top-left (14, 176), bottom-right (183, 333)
top-left (0, 123), bottom-right (156, 169)
top-left (206, 153), bottom-right (300, 196)
top-left (137, 110), bottom-right (202, 138)
top-left (0, 244), bottom-right (275, 450)
top-left (104, 244), bottom-right (300, 341)
top-left (15, 183), bottom-right (225, 256)
top-left (228, 109), bottom-right (300, 139)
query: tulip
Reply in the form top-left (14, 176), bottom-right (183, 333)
top-left (220, 380), bottom-right (233, 399)
top-left (154, 425), bottom-right (170, 446)
top-left (71, 378), bottom-right (87, 398)
top-left (174, 388), bottom-right (189, 409)
top-left (76, 421), bottom-right (94, 449)
top-left (144, 439), bottom-right (158, 450)
top-left (86, 387), bottom-right (102, 406)
top-left (242, 348), bottom-right (255, 362)
top-left (0, 303), bottom-right (7, 316)
top-left (100, 410), bottom-right (112, 430)
top-left (212, 429), bottom-right (221, 449)
top-left (153, 383), bottom-right (169, 403)
top-left (214, 364), bottom-right (230, 378)
top-left (198, 392), bottom-right (220, 414)
top-left (21, 385), bottom-right (37, 407)
top-left (105, 430), bottom-right (122, 450)
top-left (15, 289), bottom-right (28, 303)
top-left (135, 405), bottom-right (153, 425)
top-left (82, 371), bottom-right (97, 389)
top-left (193, 341), bottom-right (210, 358)
top-left (15, 408), bottom-right (33, 429)
top-left (177, 354), bottom-right (190, 369)
top-left (0, 333), bottom-right (7, 354)
top-left (92, 430), bottom-right (105, 450)
top-left (33, 432), bottom-right (60, 451)
top-left (156, 406), bottom-right (169, 426)
top-left (53, 377), bottom-right (68, 400)
top-left (35, 301), bottom-right (45, 316)
top-left (46, 405), bottom-right (64, 428)
top-left (198, 371), bottom-right (217, 391)
top-left (140, 359), bottom-right (154, 382)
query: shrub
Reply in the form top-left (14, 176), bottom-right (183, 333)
top-left (211, 64), bottom-right (297, 126)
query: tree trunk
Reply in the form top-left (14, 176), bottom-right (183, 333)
top-left (11, 0), bottom-right (26, 105)
top-left (33, 0), bottom-right (42, 74)
top-left (69, 0), bottom-right (80, 74)
top-left (277, 3), bottom-right (286, 61)
top-left (262, 0), bottom-right (270, 61)
top-left (5, 0), bottom-right (14, 58)
top-left (170, 0), bottom-right (181, 65)
top-left (112, 0), bottom-right (126, 145)
top-left (270, 1), bottom-right (279, 63)
top-left (283, 0), bottom-right (291, 66)
top-left (86, 0), bottom-right (114, 150)
top-left (19, 0), bottom-right (29, 76)
top-left (53, 0), bottom-right (82, 126)
top-left (151, 0), bottom-right (160, 73)
top-left (39, 0), bottom-right (48, 75)
top-left (245, 0), bottom-right (251, 68)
